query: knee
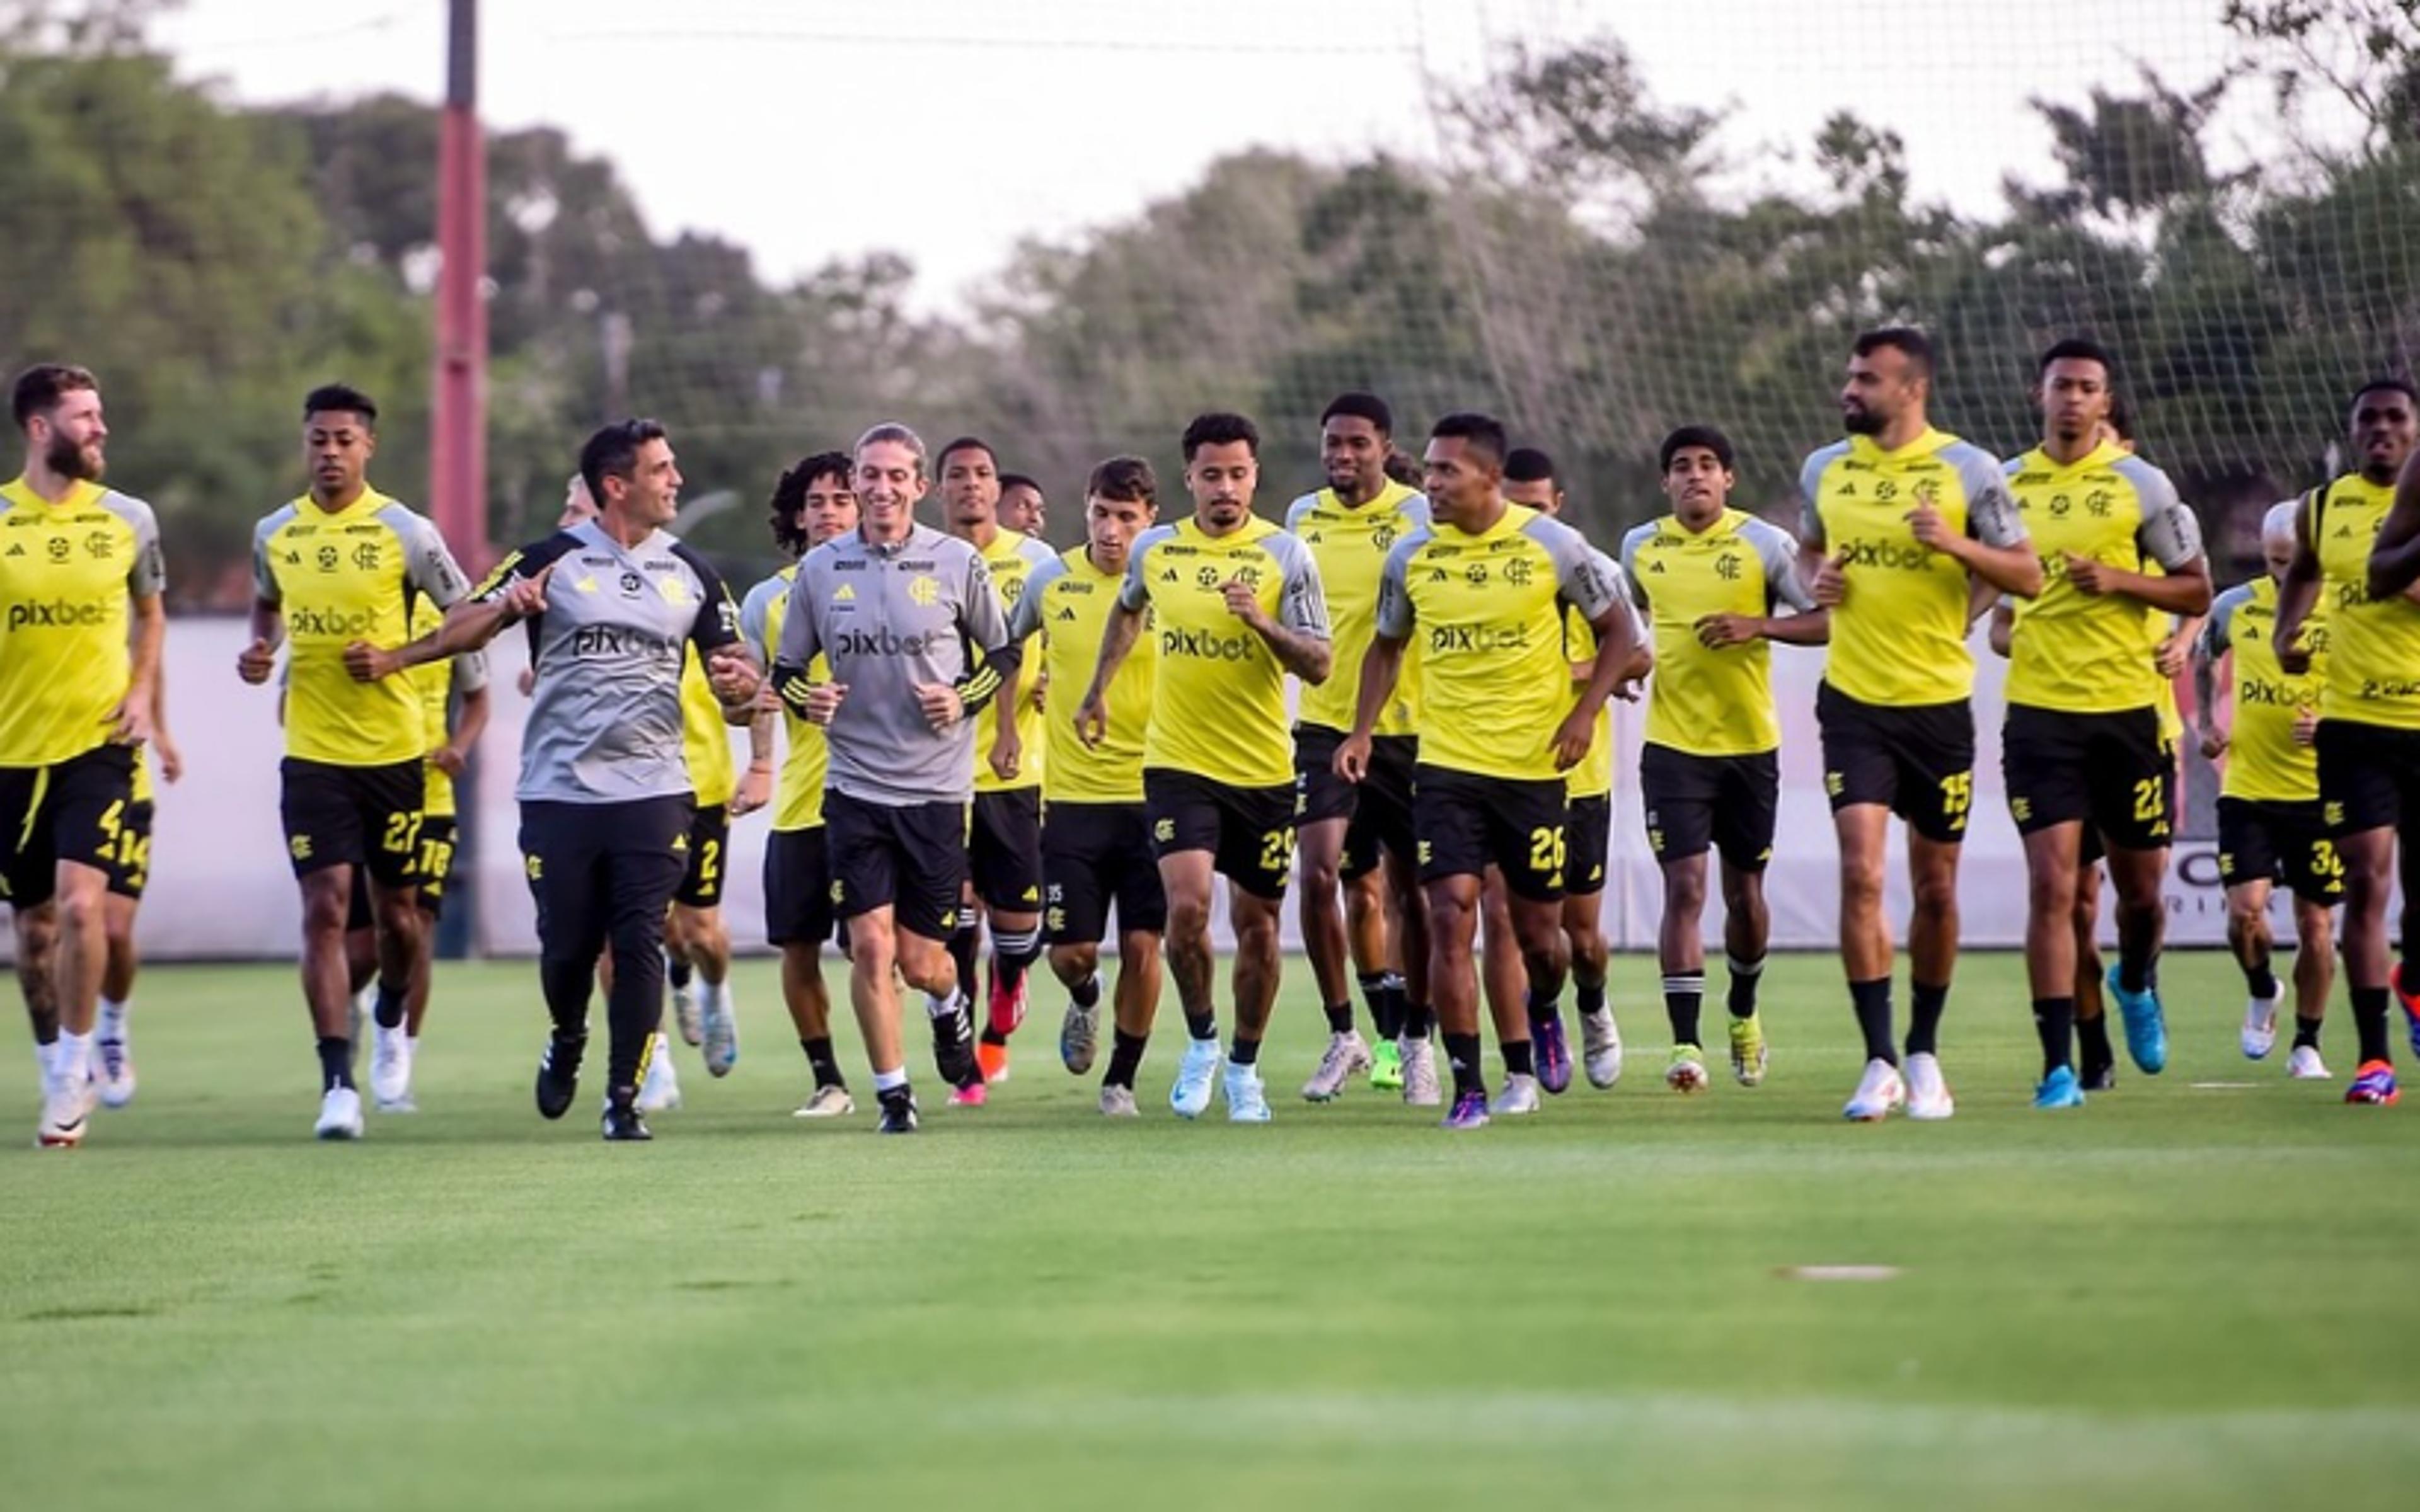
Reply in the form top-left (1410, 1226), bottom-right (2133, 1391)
top-left (1839, 862), bottom-right (1885, 912)
top-left (1166, 896), bottom-right (1211, 943)
top-left (848, 916), bottom-right (896, 970)
top-left (2027, 867), bottom-right (2075, 917)
top-left (1050, 944), bottom-right (1098, 983)
top-left (2227, 894), bottom-right (2266, 934)
top-left (1233, 902), bottom-right (1279, 951)
top-left (1912, 872), bottom-right (1958, 920)
top-left (1666, 868), bottom-right (1708, 915)
top-left (301, 890), bottom-right (348, 937)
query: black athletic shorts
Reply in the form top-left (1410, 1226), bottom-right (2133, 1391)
top-left (1640, 743), bottom-right (1780, 873)
top-left (2317, 718), bottom-right (2420, 839)
top-left (0, 744), bottom-right (135, 909)
top-left (1816, 683), bottom-right (1976, 844)
top-left (674, 802), bottom-right (730, 909)
top-left (1043, 800), bottom-right (1168, 944)
top-left (1293, 726), bottom-right (1418, 881)
top-left (414, 815), bottom-right (460, 919)
top-left (2217, 796), bottom-right (2344, 906)
top-left (763, 825), bottom-right (838, 948)
top-left (1415, 763), bottom-right (1567, 902)
top-left (2002, 703), bottom-right (2172, 850)
top-left (1144, 768), bottom-right (1296, 901)
top-left (104, 797), bottom-right (154, 902)
top-left (970, 788), bottom-right (1045, 914)
top-left (519, 796), bottom-right (691, 965)
top-left (280, 756), bottom-right (424, 886)
top-left (1565, 792), bottom-right (1612, 896)
top-left (827, 789), bottom-right (967, 940)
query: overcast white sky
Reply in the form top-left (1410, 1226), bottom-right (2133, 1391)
top-left (156, 0), bottom-right (2300, 309)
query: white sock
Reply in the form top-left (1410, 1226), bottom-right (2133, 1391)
top-left (57, 1030), bottom-right (93, 1085)
top-left (98, 997), bottom-right (127, 1039)
top-left (873, 1065), bottom-right (909, 1093)
top-left (33, 1039), bottom-right (57, 1084)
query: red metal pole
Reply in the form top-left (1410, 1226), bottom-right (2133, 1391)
top-left (432, 0), bottom-right (489, 571)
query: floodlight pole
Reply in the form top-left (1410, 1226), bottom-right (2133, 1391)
top-left (432, 0), bottom-right (489, 571)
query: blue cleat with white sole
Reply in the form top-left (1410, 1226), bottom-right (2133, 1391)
top-left (2106, 966), bottom-right (2167, 1075)
top-left (2032, 1064), bottom-right (2086, 1110)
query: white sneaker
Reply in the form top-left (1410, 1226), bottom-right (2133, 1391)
top-left (638, 1034), bottom-right (683, 1113)
top-left (700, 981), bottom-right (738, 1077)
top-left (95, 1033), bottom-right (136, 1109)
top-left (1490, 1072), bottom-right (1542, 1116)
top-left (1170, 1036), bottom-right (1222, 1119)
top-left (793, 1083), bottom-right (855, 1118)
top-left (2288, 1045), bottom-right (2332, 1080)
top-left (2242, 995), bottom-right (2279, 1060)
top-left (37, 1074), bottom-right (95, 1147)
top-left (1581, 1008), bottom-right (1623, 1089)
top-left (1098, 1084), bottom-right (1140, 1118)
top-left (671, 975), bottom-right (704, 1047)
top-left (370, 1022), bottom-right (412, 1109)
top-left (1903, 1052), bottom-right (1955, 1120)
top-left (1399, 1036), bottom-right (1442, 1106)
top-left (314, 1085), bottom-right (365, 1140)
top-left (1843, 1058), bottom-right (1906, 1121)
top-left (1224, 1062), bottom-right (1272, 1123)
top-left (1301, 1030), bottom-right (1372, 1102)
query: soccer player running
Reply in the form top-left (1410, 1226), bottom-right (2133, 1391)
top-left (1998, 340), bottom-right (2210, 1109)
top-left (2274, 379), bottom-right (2420, 1107)
top-left (1078, 412), bottom-right (1331, 1123)
top-left (88, 677), bottom-right (178, 1109)
top-left (1620, 427), bottom-right (1825, 1094)
top-left (1288, 392), bottom-right (1435, 1102)
top-left (3, 364), bottom-right (164, 1148)
top-left (2196, 500), bottom-right (2339, 1080)
top-left (381, 420), bottom-right (759, 1140)
top-left (937, 435), bottom-right (1055, 1100)
top-left (771, 422), bottom-right (1019, 1133)
top-left (1801, 328), bottom-right (2041, 1123)
top-left (1339, 413), bottom-right (1639, 1130)
top-left (996, 456), bottom-right (1168, 1116)
top-left (242, 384), bottom-right (467, 1140)
top-left (739, 451), bottom-right (861, 1118)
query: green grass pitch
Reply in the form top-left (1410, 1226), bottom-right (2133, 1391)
top-left (4, 951), bottom-right (2416, 1510)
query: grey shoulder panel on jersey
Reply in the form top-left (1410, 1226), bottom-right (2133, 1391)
top-left (1007, 552), bottom-right (1072, 641)
top-left (1014, 532), bottom-right (1058, 571)
top-left (250, 504), bottom-right (299, 602)
top-left (1797, 442), bottom-right (1849, 547)
top-left (2200, 581), bottom-right (2252, 658)
top-left (1282, 491), bottom-right (1320, 532)
top-left (452, 645), bottom-right (491, 696)
top-left (1617, 520), bottom-right (1657, 606)
top-left (1263, 527), bottom-right (1332, 639)
top-left (1739, 515), bottom-right (1816, 612)
top-left (1118, 524), bottom-right (1182, 612)
top-left (376, 502), bottom-right (471, 608)
top-left (2112, 455), bottom-right (2204, 570)
top-left (1372, 527), bottom-right (1434, 640)
top-left (1940, 439), bottom-right (2025, 548)
top-left (1522, 512), bottom-right (1622, 622)
top-left (98, 488), bottom-right (165, 597)
top-left (740, 572), bottom-right (788, 662)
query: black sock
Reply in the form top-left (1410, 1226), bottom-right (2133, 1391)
top-left (979, 1026), bottom-right (1008, 1047)
top-left (1443, 1031), bottom-right (1484, 1096)
top-left (316, 1036), bottom-right (355, 1091)
top-left (2118, 949), bottom-right (2152, 996)
top-left (1105, 1030), bottom-right (1148, 1089)
top-left (2034, 996), bottom-right (2076, 1075)
top-left (1401, 1000), bottom-right (1434, 1039)
top-left (1726, 953), bottom-right (1765, 1017)
top-left (1356, 971), bottom-right (1390, 1039)
top-left (1323, 1000), bottom-right (1355, 1036)
top-left (992, 924), bottom-right (1042, 997)
top-left (1229, 1034), bottom-right (1260, 1067)
top-left (667, 955), bottom-right (693, 992)
top-left (1850, 978), bottom-right (1896, 1065)
top-left (1184, 1008), bottom-right (1218, 1042)
top-left (1526, 987), bottom-right (1562, 1028)
top-left (2078, 1012), bottom-right (2114, 1071)
top-left (1376, 973), bottom-right (1407, 1040)
top-left (1575, 973), bottom-right (1607, 1016)
top-left (1906, 980), bottom-right (1949, 1058)
top-left (948, 921), bottom-right (980, 1004)
top-left (1070, 972), bottom-right (1102, 1009)
top-left (2245, 961), bottom-right (2280, 1000)
top-left (1502, 1040), bottom-right (1535, 1078)
top-left (802, 1036), bottom-right (844, 1089)
top-left (2293, 1015), bottom-right (2324, 1050)
top-left (372, 980), bottom-right (407, 1031)
top-left (2351, 985), bottom-right (2392, 1065)
top-left (1664, 973), bottom-right (1705, 1046)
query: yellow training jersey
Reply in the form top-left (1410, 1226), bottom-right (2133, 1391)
top-left (740, 565), bottom-right (829, 833)
top-left (413, 647), bottom-right (490, 819)
top-left (1286, 481), bottom-right (1429, 736)
top-left (2309, 471), bottom-right (2420, 731)
top-left (1006, 545), bottom-right (1155, 804)
top-left (1799, 428), bottom-right (2023, 707)
top-left (251, 488), bottom-right (470, 767)
top-left (679, 648), bottom-right (739, 808)
top-left (1562, 606), bottom-right (1614, 799)
top-left (1375, 504), bottom-right (1625, 783)
top-left (2002, 442), bottom-right (2203, 714)
top-left (0, 477), bottom-right (164, 767)
top-left (2199, 575), bottom-right (2325, 803)
top-left (1621, 507), bottom-right (1814, 758)
top-left (973, 529), bottom-right (1057, 794)
top-left (1119, 514), bottom-right (1329, 789)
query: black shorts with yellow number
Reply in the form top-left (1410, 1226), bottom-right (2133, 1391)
top-left (1565, 791), bottom-right (1613, 896)
top-left (2317, 718), bottom-right (2420, 839)
top-left (763, 825), bottom-right (838, 948)
top-left (1043, 800), bottom-right (1168, 944)
top-left (0, 745), bottom-right (136, 910)
top-left (674, 803), bottom-right (731, 909)
top-left (1415, 764), bottom-right (1568, 902)
top-left (280, 757), bottom-right (424, 886)
top-left (1640, 743), bottom-right (1780, 873)
top-left (1144, 768), bottom-right (1296, 902)
top-left (826, 790), bottom-right (967, 941)
top-left (104, 798), bottom-right (154, 902)
top-left (971, 788), bottom-right (1046, 914)
top-left (1816, 683), bottom-right (1976, 844)
top-left (413, 815), bottom-right (461, 919)
top-left (2217, 797), bottom-right (2344, 906)
top-left (1294, 726), bottom-right (1417, 881)
top-left (2002, 703), bottom-right (2172, 850)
